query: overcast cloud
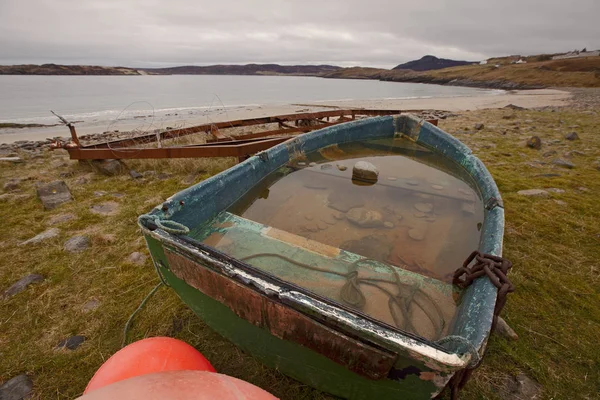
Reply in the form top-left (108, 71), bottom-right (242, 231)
top-left (1, 0), bottom-right (598, 68)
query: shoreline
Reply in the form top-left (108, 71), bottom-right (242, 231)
top-left (0, 89), bottom-right (572, 145)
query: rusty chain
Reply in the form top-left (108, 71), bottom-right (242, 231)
top-left (441, 251), bottom-right (515, 400)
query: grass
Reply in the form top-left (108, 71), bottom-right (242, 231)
top-left (1, 105), bottom-right (599, 399)
top-left (324, 57), bottom-right (600, 88)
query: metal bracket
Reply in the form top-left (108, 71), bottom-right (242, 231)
top-left (485, 197), bottom-right (504, 210)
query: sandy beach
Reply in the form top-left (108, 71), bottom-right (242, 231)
top-left (0, 89), bottom-right (571, 144)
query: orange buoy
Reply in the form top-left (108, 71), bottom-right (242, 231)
top-left (78, 370), bottom-right (278, 400)
top-left (84, 337), bottom-right (215, 394)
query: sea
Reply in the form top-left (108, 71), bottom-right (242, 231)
top-left (0, 75), bottom-right (502, 142)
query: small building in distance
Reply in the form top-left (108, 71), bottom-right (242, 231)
top-left (552, 50), bottom-right (600, 60)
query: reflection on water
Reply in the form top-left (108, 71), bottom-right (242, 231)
top-left (197, 137), bottom-right (484, 340)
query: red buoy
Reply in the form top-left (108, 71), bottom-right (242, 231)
top-left (84, 337), bottom-right (215, 394)
top-left (78, 370), bottom-right (278, 400)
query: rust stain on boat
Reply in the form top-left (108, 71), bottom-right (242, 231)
top-left (165, 249), bottom-right (397, 380)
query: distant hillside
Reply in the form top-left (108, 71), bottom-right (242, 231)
top-left (393, 55), bottom-right (477, 71)
top-left (0, 64), bottom-right (139, 75)
top-left (0, 63), bottom-right (341, 76)
top-left (324, 56), bottom-right (600, 89)
top-left (140, 64), bottom-right (341, 76)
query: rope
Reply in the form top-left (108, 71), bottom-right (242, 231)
top-left (121, 282), bottom-right (164, 348)
top-left (139, 215), bottom-right (190, 235)
top-left (239, 253), bottom-right (445, 339)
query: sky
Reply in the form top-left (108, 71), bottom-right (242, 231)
top-left (1, 0), bottom-right (599, 69)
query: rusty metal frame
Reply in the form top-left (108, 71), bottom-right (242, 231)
top-left (54, 109), bottom-right (437, 162)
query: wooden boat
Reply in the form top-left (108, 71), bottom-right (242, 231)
top-left (139, 115), bottom-right (506, 399)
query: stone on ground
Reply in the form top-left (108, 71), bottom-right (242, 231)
top-left (552, 158), bottom-right (575, 169)
top-left (36, 181), bottom-right (73, 210)
top-left (564, 132), bottom-right (579, 140)
top-left (3, 178), bottom-right (21, 191)
top-left (526, 136), bottom-right (542, 149)
top-left (2, 274), bottom-right (45, 299)
top-left (474, 123), bottom-right (484, 130)
top-left (129, 169), bottom-right (143, 179)
top-left (90, 201), bottom-right (119, 216)
top-left (56, 335), bottom-right (86, 350)
top-left (502, 373), bottom-right (542, 400)
top-left (352, 161), bottom-right (379, 183)
top-left (0, 374), bottom-right (34, 400)
top-left (495, 316), bottom-right (519, 340)
top-left (19, 228), bottom-right (59, 246)
top-left (127, 251), bottom-right (147, 265)
top-left (92, 159), bottom-right (124, 176)
top-left (517, 189), bottom-right (549, 197)
top-left (64, 236), bottom-right (90, 253)
top-left (82, 298), bottom-right (101, 313)
top-left (46, 213), bottom-right (76, 226)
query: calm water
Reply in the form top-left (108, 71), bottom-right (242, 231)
top-left (193, 137), bottom-right (484, 340)
top-left (0, 75), bottom-right (499, 125)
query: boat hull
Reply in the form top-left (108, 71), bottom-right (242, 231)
top-left (140, 114), bottom-right (505, 399)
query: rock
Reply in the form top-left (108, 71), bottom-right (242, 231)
top-left (64, 236), bottom-right (90, 253)
top-left (157, 173), bottom-right (172, 180)
top-left (90, 201), bottom-right (119, 216)
top-left (327, 191), bottom-right (364, 212)
top-left (3, 178), bottom-right (21, 191)
top-left (564, 150), bottom-right (585, 158)
top-left (554, 200), bottom-right (567, 206)
top-left (542, 150), bottom-right (557, 158)
top-left (36, 181), bottom-right (73, 210)
top-left (93, 191), bottom-right (107, 197)
top-left (552, 159), bottom-right (575, 169)
top-left (517, 189), bottom-right (549, 197)
top-left (129, 169), bottom-right (143, 179)
top-left (577, 186), bottom-right (589, 192)
top-left (414, 202), bottom-right (433, 213)
top-left (526, 136), bottom-right (542, 149)
top-left (545, 188), bottom-right (565, 193)
top-left (504, 104), bottom-right (526, 110)
top-left (92, 159), bottom-right (124, 176)
top-left (331, 211), bottom-right (345, 220)
top-left (383, 221), bottom-right (395, 229)
top-left (431, 184), bottom-right (444, 190)
top-left (56, 335), bottom-right (86, 350)
top-left (316, 220), bottom-right (328, 230)
top-left (352, 161), bottom-right (379, 183)
top-left (142, 170), bottom-right (156, 177)
top-left (408, 228), bottom-right (426, 241)
top-left (127, 252), bottom-right (147, 265)
top-left (181, 174), bottom-right (196, 185)
top-left (320, 164), bottom-right (332, 170)
top-left (413, 211), bottom-right (427, 218)
top-left (0, 157), bottom-right (23, 163)
top-left (494, 316), bottom-right (518, 340)
top-left (474, 123), bottom-right (484, 130)
top-left (565, 132), bottom-right (579, 141)
top-left (502, 373), bottom-right (542, 400)
top-left (336, 164), bottom-right (347, 171)
top-left (97, 233), bottom-right (116, 244)
top-left (46, 213), bottom-right (76, 225)
top-left (0, 374), bottom-right (34, 400)
top-left (2, 274), bottom-right (45, 299)
top-left (346, 208), bottom-right (384, 228)
top-left (82, 298), bottom-right (100, 312)
top-left (19, 228), bottom-right (59, 246)
top-left (304, 214), bottom-right (314, 221)
top-left (308, 162), bottom-right (317, 167)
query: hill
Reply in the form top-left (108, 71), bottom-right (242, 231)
top-left (0, 63), bottom-right (341, 76)
top-left (324, 56), bottom-right (600, 89)
top-left (393, 55), bottom-right (476, 71)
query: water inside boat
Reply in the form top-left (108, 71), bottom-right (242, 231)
top-left (189, 137), bottom-right (484, 341)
